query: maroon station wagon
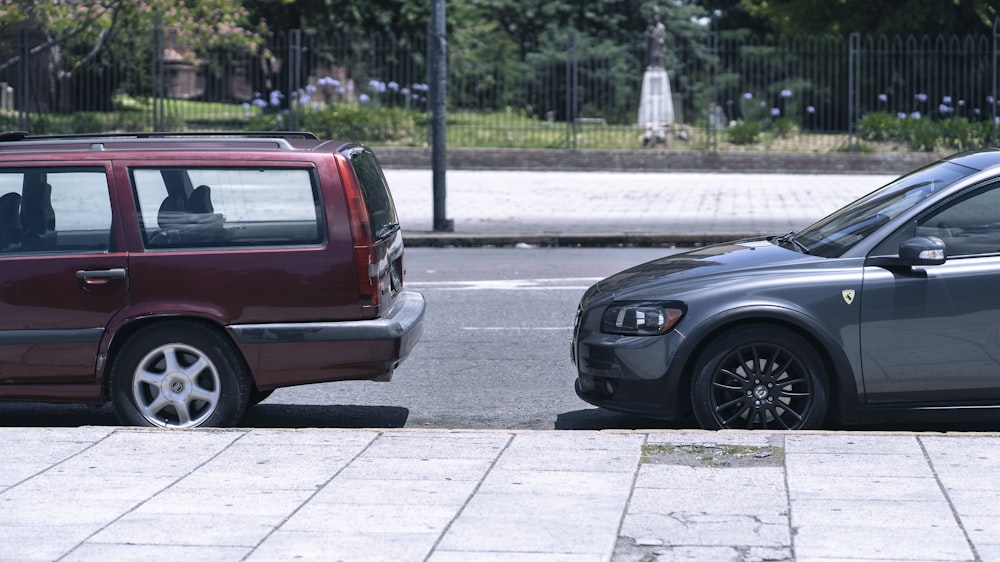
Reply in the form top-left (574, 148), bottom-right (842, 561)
top-left (0, 131), bottom-right (425, 428)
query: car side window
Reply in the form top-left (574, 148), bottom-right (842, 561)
top-left (916, 183), bottom-right (1000, 257)
top-left (131, 167), bottom-right (323, 249)
top-left (0, 167), bottom-right (112, 254)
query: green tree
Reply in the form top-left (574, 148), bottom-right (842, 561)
top-left (730, 0), bottom-right (996, 37)
top-left (0, 0), bottom-right (262, 112)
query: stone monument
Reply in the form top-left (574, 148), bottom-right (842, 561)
top-left (638, 7), bottom-right (674, 146)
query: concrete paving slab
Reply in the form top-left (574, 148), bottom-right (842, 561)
top-left (431, 553), bottom-right (605, 562)
top-left (133, 487), bottom-right (314, 516)
top-left (786, 452), bottom-right (933, 478)
top-left (0, 525), bottom-right (102, 562)
top-left (475, 468), bottom-right (636, 497)
top-left (249, 530), bottom-right (438, 562)
top-left (280, 501), bottom-right (461, 534)
top-left (310, 477), bottom-right (479, 506)
top-left (88, 511), bottom-right (277, 547)
top-left (437, 493), bottom-right (621, 555)
top-left (788, 474), bottom-right (944, 501)
top-left (62, 544), bottom-right (251, 562)
top-left (335, 456), bottom-right (496, 481)
top-left (790, 499), bottom-right (957, 529)
top-left (942, 489), bottom-right (1000, 516)
top-left (620, 511), bottom-right (791, 548)
top-left (792, 525), bottom-right (973, 560)
top-left (360, 431), bottom-right (510, 458)
top-left (644, 431), bottom-right (777, 447)
top-left (785, 433), bottom-right (922, 455)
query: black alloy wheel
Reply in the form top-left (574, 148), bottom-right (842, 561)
top-left (691, 325), bottom-right (829, 430)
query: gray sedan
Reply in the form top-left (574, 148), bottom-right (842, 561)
top-left (573, 148), bottom-right (1000, 430)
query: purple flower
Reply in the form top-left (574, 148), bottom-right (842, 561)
top-left (743, 92), bottom-right (753, 100)
top-left (387, 81), bottom-right (399, 91)
top-left (915, 93), bottom-right (927, 102)
top-left (897, 112), bottom-right (907, 119)
top-left (911, 111), bottom-right (921, 119)
top-left (806, 106), bottom-right (816, 114)
top-left (359, 93), bottom-right (371, 104)
top-left (770, 107), bottom-right (781, 117)
top-left (877, 93), bottom-right (888, 103)
top-left (942, 95), bottom-right (952, 104)
top-left (306, 84), bottom-right (317, 93)
top-left (780, 89), bottom-right (792, 98)
top-left (938, 104), bottom-right (952, 114)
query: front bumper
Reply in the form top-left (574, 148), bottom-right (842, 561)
top-left (572, 313), bottom-right (690, 420)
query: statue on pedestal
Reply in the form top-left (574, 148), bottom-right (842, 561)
top-left (638, 6), bottom-right (675, 146)
top-left (645, 7), bottom-right (667, 69)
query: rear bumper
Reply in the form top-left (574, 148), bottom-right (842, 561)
top-left (229, 290), bottom-right (426, 387)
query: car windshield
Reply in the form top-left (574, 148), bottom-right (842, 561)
top-left (784, 163), bottom-right (971, 257)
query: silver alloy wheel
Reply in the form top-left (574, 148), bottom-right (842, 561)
top-left (131, 342), bottom-right (222, 428)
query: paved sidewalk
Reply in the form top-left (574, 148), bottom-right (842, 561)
top-left (386, 170), bottom-right (897, 246)
top-left (2, 427), bottom-right (995, 561)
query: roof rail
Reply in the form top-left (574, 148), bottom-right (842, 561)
top-left (0, 131), bottom-right (319, 142)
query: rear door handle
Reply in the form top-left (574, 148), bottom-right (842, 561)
top-left (76, 268), bottom-right (127, 285)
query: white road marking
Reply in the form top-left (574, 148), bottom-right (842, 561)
top-left (462, 326), bottom-right (571, 331)
top-left (407, 278), bottom-right (601, 291)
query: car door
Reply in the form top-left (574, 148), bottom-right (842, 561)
top-left (860, 181), bottom-right (1000, 403)
top-left (0, 164), bottom-right (128, 384)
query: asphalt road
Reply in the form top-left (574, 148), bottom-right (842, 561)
top-left (0, 247), bottom-right (684, 430)
top-left (8, 246), bottom-right (1000, 431)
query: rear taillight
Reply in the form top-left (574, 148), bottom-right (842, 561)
top-left (336, 154), bottom-right (379, 310)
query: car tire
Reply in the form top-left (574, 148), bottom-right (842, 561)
top-left (110, 321), bottom-right (251, 428)
top-left (690, 325), bottom-right (829, 430)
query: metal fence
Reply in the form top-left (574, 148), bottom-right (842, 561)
top-left (0, 20), bottom-right (997, 151)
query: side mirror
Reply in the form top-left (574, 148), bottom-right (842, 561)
top-left (899, 236), bottom-right (946, 265)
top-left (867, 236), bottom-right (946, 268)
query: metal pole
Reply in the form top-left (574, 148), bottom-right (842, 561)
top-left (18, 26), bottom-right (29, 132)
top-left (565, 31), bottom-right (577, 149)
top-left (152, 18), bottom-right (162, 131)
top-left (289, 29), bottom-right (302, 131)
top-left (706, 28), bottom-right (718, 151)
top-left (993, 17), bottom-right (999, 146)
top-left (848, 33), bottom-right (860, 151)
top-left (429, 0), bottom-right (452, 231)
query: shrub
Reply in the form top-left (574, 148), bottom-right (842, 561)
top-left (858, 112), bottom-right (899, 142)
top-left (727, 120), bottom-right (762, 144)
top-left (899, 118), bottom-right (939, 152)
top-left (770, 117), bottom-right (797, 138)
top-left (247, 104), bottom-right (424, 144)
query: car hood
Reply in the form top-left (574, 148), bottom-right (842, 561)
top-left (591, 239), bottom-right (815, 300)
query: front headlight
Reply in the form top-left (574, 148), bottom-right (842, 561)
top-left (601, 302), bottom-right (685, 336)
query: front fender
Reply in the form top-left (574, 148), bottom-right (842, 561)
top-left (674, 303), bottom-right (863, 421)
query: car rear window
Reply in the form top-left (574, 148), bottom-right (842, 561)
top-left (131, 167), bottom-right (322, 249)
top-left (343, 146), bottom-right (398, 239)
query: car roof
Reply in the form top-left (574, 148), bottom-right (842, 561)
top-left (0, 131), bottom-right (352, 156)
